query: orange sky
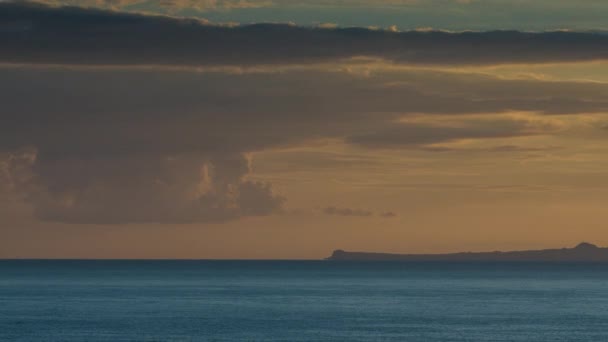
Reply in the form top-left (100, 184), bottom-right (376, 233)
top-left (2, 2), bottom-right (608, 259)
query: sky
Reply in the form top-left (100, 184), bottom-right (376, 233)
top-left (2, 1), bottom-right (608, 259)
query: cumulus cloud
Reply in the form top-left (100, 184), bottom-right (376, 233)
top-left (0, 150), bottom-right (284, 224)
top-left (3, 2), bottom-right (608, 67)
top-left (0, 147), bottom-right (37, 197)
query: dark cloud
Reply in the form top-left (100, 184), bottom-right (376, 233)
top-left (34, 0), bottom-right (268, 11)
top-left (2, 151), bottom-right (284, 224)
top-left (488, 145), bottom-right (561, 153)
top-left (347, 119), bottom-right (556, 149)
top-left (0, 65), bottom-right (600, 161)
top-left (3, 2), bottom-right (608, 67)
top-left (0, 63), bottom-right (606, 223)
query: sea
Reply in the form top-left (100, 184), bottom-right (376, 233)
top-left (1, 260), bottom-right (608, 341)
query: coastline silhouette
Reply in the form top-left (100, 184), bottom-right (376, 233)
top-left (326, 242), bottom-right (608, 261)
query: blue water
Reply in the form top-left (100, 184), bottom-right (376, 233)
top-left (2, 261), bottom-right (608, 341)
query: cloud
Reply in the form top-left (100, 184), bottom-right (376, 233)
top-left (0, 65), bottom-right (601, 164)
top-left (323, 206), bottom-right (397, 218)
top-left (0, 147), bottom-right (37, 198)
top-left (3, 2), bottom-right (608, 67)
top-left (1, 62), bottom-right (607, 223)
top-left (347, 117), bottom-right (559, 149)
top-left (323, 206), bottom-right (373, 217)
top-left (1, 151), bottom-right (284, 224)
top-left (31, 0), bottom-right (269, 11)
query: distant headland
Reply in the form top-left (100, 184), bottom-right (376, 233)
top-left (326, 242), bottom-right (608, 262)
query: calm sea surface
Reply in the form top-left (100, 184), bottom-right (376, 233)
top-left (2, 260), bottom-right (608, 341)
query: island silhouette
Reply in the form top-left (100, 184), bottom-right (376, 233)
top-left (326, 242), bottom-right (608, 261)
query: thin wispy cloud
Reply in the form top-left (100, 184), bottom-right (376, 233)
top-left (323, 206), bottom-right (397, 218)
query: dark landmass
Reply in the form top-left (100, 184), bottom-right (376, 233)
top-left (326, 242), bottom-right (608, 262)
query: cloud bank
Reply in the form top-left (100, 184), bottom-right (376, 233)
top-left (33, 0), bottom-right (269, 11)
top-left (3, 2), bottom-right (608, 67)
top-left (2, 64), bottom-right (601, 224)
